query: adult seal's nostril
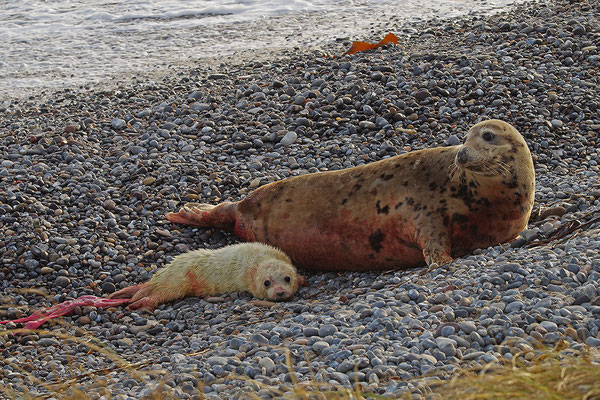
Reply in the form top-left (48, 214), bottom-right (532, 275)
top-left (456, 147), bottom-right (469, 165)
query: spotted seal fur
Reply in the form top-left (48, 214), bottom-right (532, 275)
top-left (166, 120), bottom-right (535, 271)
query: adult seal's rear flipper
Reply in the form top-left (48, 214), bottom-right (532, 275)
top-left (166, 202), bottom-right (238, 231)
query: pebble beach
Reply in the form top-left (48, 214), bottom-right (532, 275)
top-left (1, 0), bottom-right (600, 398)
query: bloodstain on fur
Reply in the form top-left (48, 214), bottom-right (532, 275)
top-left (185, 270), bottom-right (206, 296)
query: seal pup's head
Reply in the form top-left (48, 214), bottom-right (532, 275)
top-left (247, 259), bottom-right (303, 301)
top-left (450, 120), bottom-right (533, 184)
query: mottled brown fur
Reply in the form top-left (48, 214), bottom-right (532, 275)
top-left (167, 120), bottom-right (535, 271)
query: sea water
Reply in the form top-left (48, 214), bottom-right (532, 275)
top-left (0, 0), bottom-right (523, 99)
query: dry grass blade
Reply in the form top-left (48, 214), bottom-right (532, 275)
top-left (526, 209), bottom-right (600, 248)
top-left (429, 348), bottom-right (600, 400)
top-left (0, 321), bottom-right (176, 400)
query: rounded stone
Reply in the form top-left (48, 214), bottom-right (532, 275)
top-left (318, 324), bottom-right (338, 337)
top-left (102, 282), bottom-right (116, 294)
top-left (414, 89), bottom-right (431, 101)
top-left (303, 327), bottom-right (319, 337)
top-left (539, 321), bottom-right (558, 332)
top-left (280, 131), bottom-right (297, 146)
top-left (55, 276), bottom-right (71, 287)
top-left (312, 341), bottom-right (330, 353)
top-left (111, 118), bottom-right (126, 130)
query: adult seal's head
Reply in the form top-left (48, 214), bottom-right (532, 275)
top-left (445, 119), bottom-right (535, 260)
top-left (451, 119), bottom-right (535, 191)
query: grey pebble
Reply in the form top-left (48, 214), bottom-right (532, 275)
top-left (358, 121), bottom-right (377, 130)
top-left (207, 356), bottom-right (228, 366)
top-left (586, 337), bottom-right (600, 347)
top-left (303, 327), bottom-right (319, 337)
top-left (312, 341), bottom-right (330, 353)
top-left (207, 74), bottom-right (228, 80)
top-left (102, 282), bottom-right (116, 294)
top-left (458, 321), bottom-right (477, 334)
top-left (435, 337), bottom-right (457, 357)
top-left (38, 338), bottom-right (60, 347)
top-left (318, 323), bottom-right (338, 337)
top-left (540, 321), bottom-right (558, 332)
top-left (447, 135), bottom-right (461, 146)
top-left (111, 118), bottom-right (126, 130)
top-left (279, 131), bottom-right (297, 146)
top-left (55, 276), bottom-right (70, 287)
top-left (293, 95), bottom-right (306, 105)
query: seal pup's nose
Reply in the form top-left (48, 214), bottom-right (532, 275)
top-left (276, 291), bottom-right (286, 298)
top-left (456, 147), bottom-right (469, 165)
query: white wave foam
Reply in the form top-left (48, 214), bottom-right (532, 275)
top-left (0, 0), bottom-right (524, 98)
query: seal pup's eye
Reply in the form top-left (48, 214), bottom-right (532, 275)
top-left (263, 280), bottom-right (271, 287)
top-left (482, 131), bottom-right (495, 142)
top-left (284, 276), bottom-right (291, 283)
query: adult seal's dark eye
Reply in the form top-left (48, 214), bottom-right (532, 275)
top-left (482, 131), bottom-right (495, 142)
top-left (284, 276), bottom-right (291, 283)
top-left (263, 280), bottom-right (271, 287)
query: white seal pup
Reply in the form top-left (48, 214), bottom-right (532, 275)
top-left (109, 243), bottom-right (304, 311)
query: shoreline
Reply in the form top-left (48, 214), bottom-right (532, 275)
top-left (1, 0), bottom-right (600, 398)
top-left (2, 0), bottom-right (527, 105)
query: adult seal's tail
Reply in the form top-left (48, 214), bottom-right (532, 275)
top-left (166, 120), bottom-right (535, 271)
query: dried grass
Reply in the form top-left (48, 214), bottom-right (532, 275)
top-left (2, 322), bottom-right (600, 400)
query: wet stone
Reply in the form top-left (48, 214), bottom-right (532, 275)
top-left (102, 282), bottom-right (116, 294)
top-left (111, 118), bottom-right (126, 130)
top-left (55, 276), bottom-right (70, 287)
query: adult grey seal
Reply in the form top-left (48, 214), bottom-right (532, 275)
top-left (166, 120), bottom-right (535, 271)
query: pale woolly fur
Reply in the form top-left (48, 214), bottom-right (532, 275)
top-left (147, 242), bottom-right (298, 303)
